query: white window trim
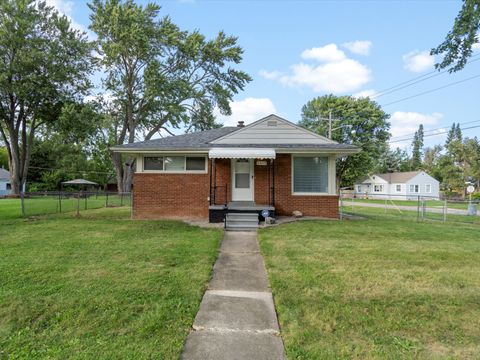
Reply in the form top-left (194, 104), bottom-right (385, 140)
top-left (141, 154), bottom-right (208, 174)
top-left (291, 154), bottom-right (333, 196)
top-left (425, 184), bottom-right (432, 193)
top-left (374, 184), bottom-right (384, 192)
top-left (395, 184), bottom-right (402, 192)
top-left (409, 184), bottom-right (419, 193)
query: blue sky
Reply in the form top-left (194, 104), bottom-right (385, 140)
top-left (48, 0), bottom-right (480, 150)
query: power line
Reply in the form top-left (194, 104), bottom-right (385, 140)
top-left (374, 60), bottom-right (480, 99)
top-left (372, 53), bottom-right (480, 99)
top-left (389, 119), bottom-right (480, 140)
top-left (389, 124), bottom-right (480, 144)
top-left (381, 73), bottom-right (480, 107)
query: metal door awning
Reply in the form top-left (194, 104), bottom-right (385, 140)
top-left (208, 148), bottom-right (276, 159)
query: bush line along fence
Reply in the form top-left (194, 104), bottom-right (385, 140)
top-left (339, 192), bottom-right (479, 225)
top-left (19, 191), bottom-right (132, 217)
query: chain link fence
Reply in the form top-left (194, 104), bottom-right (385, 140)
top-left (340, 192), bottom-right (480, 226)
top-left (20, 191), bottom-right (132, 217)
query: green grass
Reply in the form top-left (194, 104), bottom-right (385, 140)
top-left (259, 219), bottom-right (480, 359)
top-left (0, 207), bottom-right (222, 359)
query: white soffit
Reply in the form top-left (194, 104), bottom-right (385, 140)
top-left (209, 148), bottom-right (276, 159)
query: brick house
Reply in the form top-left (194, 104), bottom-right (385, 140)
top-left (112, 114), bottom-right (359, 229)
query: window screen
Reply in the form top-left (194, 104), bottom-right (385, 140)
top-left (186, 157), bottom-right (205, 171)
top-left (164, 156), bottom-right (185, 171)
top-left (293, 157), bottom-right (328, 193)
top-left (144, 157), bottom-right (163, 170)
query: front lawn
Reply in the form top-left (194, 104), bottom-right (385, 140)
top-left (259, 219), bottom-right (480, 359)
top-left (0, 208), bottom-right (222, 359)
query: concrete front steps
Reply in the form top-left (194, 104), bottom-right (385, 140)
top-left (225, 212), bottom-right (259, 231)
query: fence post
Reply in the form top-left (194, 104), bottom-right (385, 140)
top-left (443, 199), bottom-right (447, 222)
top-left (105, 192), bottom-right (108, 208)
top-left (422, 199), bottom-right (426, 221)
top-left (21, 191), bottom-right (25, 217)
top-left (120, 192), bottom-right (124, 207)
top-left (339, 191), bottom-right (343, 220)
top-left (130, 191), bottom-right (133, 220)
top-left (59, 193), bottom-right (62, 213)
top-left (417, 196), bottom-right (420, 222)
top-left (84, 195), bottom-right (87, 210)
top-left (384, 199), bottom-right (387, 214)
top-left (76, 191), bottom-right (80, 217)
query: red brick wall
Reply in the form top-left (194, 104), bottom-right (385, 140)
top-left (133, 155), bottom-right (338, 220)
top-left (256, 154), bottom-right (339, 219)
top-left (133, 172), bottom-right (210, 219)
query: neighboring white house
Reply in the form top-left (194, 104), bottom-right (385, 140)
top-left (354, 171), bottom-right (440, 200)
top-left (0, 167), bottom-right (12, 197)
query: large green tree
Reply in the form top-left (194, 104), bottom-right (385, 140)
top-left (0, 0), bottom-right (92, 194)
top-left (374, 147), bottom-right (410, 174)
top-left (299, 95), bottom-right (390, 188)
top-left (89, 0), bottom-right (251, 192)
top-left (431, 0), bottom-right (480, 72)
top-left (411, 124), bottom-right (424, 170)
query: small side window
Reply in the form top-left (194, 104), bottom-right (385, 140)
top-left (144, 157), bottom-right (163, 171)
top-left (164, 156), bottom-right (185, 171)
top-left (186, 157), bottom-right (206, 171)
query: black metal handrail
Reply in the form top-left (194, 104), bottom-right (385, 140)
top-left (211, 185), bottom-right (228, 206)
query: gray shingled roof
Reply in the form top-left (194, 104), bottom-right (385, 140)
top-left (111, 127), bottom-right (239, 150)
top-left (111, 126), bottom-right (359, 151)
top-left (0, 168), bottom-right (10, 181)
top-left (359, 171), bottom-right (423, 184)
top-left (375, 171), bottom-right (422, 183)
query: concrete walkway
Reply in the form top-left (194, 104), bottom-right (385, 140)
top-left (182, 231), bottom-right (285, 360)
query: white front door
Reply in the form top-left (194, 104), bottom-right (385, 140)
top-left (231, 159), bottom-right (254, 201)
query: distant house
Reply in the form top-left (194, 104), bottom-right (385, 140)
top-left (354, 171), bottom-right (440, 200)
top-left (0, 167), bottom-right (12, 197)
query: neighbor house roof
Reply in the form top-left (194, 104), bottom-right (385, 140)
top-left (360, 171), bottom-right (422, 184)
top-left (110, 115), bottom-right (359, 154)
top-left (0, 168), bottom-right (10, 181)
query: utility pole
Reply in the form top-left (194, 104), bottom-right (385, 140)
top-left (318, 110), bottom-right (342, 139)
top-left (328, 111), bottom-right (332, 139)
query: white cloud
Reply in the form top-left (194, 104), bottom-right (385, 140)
top-left (261, 43), bottom-right (372, 94)
top-left (258, 70), bottom-right (282, 80)
top-left (403, 50), bottom-right (435, 73)
top-left (301, 44), bottom-right (346, 62)
top-left (353, 89), bottom-right (377, 98)
top-left (214, 98), bottom-right (277, 126)
top-left (473, 42), bottom-right (480, 51)
top-left (389, 111), bottom-right (443, 144)
top-left (342, 40), bottom-right (372, 56)
top-left (279, 59), bottom-right (371, 93)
